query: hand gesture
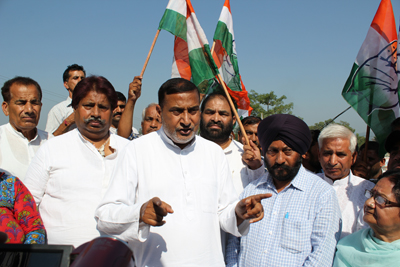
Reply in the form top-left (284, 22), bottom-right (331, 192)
top-left (140, 197), bottom-right (174, 226)
top-left (128, 76), bottom-right (142, 103)
top-left (235, 193), bottom-right (271, 225)
top-left (242, 138), bottom-right (263, 170)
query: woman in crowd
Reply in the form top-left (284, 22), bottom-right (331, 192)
top-left (0, 172), bottom-right (45, 244)
top-left (333, 170), bottom-right (400, 266)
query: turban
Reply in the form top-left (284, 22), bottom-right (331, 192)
top-left (257, 114), bottom-right (311, 155)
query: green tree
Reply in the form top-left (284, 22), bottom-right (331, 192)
top-left (309, 120), bottom-right (366, 146)
top-left (248, 90), bottom-right (294, 118)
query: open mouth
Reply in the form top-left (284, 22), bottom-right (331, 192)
top-left (179, 128), bottom-right (192, 136)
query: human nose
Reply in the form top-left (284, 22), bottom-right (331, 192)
top-left (275, 151), bottom-right (285, 164)
top-left (150, 119), bottom-right (158, 128)
top-left (328, 154), bottom-right (338, 166)
top-left (24, 102), bottom-right (34, 114)
top-left (365, 195), bottom-right (375, 209)
top-left (181, 111), bottom-right (191, 126)
top-left (92, 106), bottom-right (100, 117)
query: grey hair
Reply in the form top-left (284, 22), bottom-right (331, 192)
top-left (141, 103), bottom-right (158, 122)
top-left (318, 124), bottom-right (357, 153)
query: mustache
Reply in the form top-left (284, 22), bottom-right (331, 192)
top-left (270, 163), bottom-right (290, 172)
top-left (206, 121), bottom-right (223, 129)
top-left (113, 112), bottom-right (122, 117)
top-left (84, 117), bottom-right (106, 125)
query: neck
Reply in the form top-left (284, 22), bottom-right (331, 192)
top-left (68, 90), bottom-right (73, 99)
top-left (373, 229), bottom-right (400, 243)
top-left (111, 122), bottom-right (118, 129)
top-left (326, 172), bottom-right (349, 182)
top-left (217, 137), bottom-right (232, 150)
top-left (82, 132), bottom-right (110, 149)
top-left (11, 124), bottom-right (37, 141)
top-left (273, 179), bottom-right (293, 193)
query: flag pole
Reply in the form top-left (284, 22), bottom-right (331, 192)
top-left (363, 126), bottom-right (370, 162)
top-left (215, 73), bottom-right (250, 146)
top-left (140, 29), bottom-right (161, 77)
top-left (210, 41), bottom-right (216, 55)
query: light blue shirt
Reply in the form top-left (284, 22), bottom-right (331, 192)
top-left (225, 166), bottom-right (342, 267)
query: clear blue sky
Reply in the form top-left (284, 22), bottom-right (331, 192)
top-left (1, 0), bottom-right (399, 136)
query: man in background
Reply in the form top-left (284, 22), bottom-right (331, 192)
top-left (238, 116), bottom-right (261, 152)
top-left (45, 64), bottom-right (85, 136)
top-left (141, 103), bottom-right (161, 135)
top-left (109, 91), bottom-right (139, 140)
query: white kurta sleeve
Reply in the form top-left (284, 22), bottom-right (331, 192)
top-left (95, 144), bottom-right (150, 242)
top-left (24, 143), bottom-right (50, 205)
top-left (217, 151), bottom-right (249, 237)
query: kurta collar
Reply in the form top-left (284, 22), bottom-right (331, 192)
top-left (76, 129), bottom-right (117, 157)
top-left (5, 123), bottom-right (39, 142)
top-left (322, 172), bottom-right (350, 186)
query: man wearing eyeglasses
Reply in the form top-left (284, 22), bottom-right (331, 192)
top-left (109, 91), bottom-right (139, 140)
top-left (318, 123), bottom-right (374, 239)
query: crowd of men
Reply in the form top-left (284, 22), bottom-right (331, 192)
top-left (1, 63), bottom-right (400, 266)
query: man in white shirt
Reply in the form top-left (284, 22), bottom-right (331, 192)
top-left (45, 64), bottom-right (85, 136)
top-left (318, 123), bottom-right (374, 239)
top-left (109, 91), bottom-right (139, 140)
top-left (24, 76), bottom-right (129, 248)
top-left (95, 78), bottom-right (269, 267)
top-left (0, 76), bottom-right (48, 181)
top-left (200, 92), bottom-right (264, 195)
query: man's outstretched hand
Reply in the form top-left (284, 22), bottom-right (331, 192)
top-left (235, 193), bottom-right (271, 225)
top-left (140, 197), bottom-right (174, 226)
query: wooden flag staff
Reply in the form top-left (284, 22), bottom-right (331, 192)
top-left (140, 30), bottom-right (161, 77)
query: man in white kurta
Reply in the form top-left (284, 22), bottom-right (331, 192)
top-left (318, 124), bottom-right (374, 239)
top-left (24, 75), bottom-right (130, 248)
top-left (95, 78), bottom-right (266, 267)
top-left (0, 76), bottom-right (49, 181)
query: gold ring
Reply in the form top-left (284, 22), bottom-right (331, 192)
top-left (370, 203), bottom-right (374, 207)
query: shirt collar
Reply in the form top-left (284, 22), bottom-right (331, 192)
top-left (256, 165), bottom-right (308, 192)
top-left (5, 123), bottom-right (39, 142)
top-left (322, 172), bottom-right (350, 186)
top-left (67, 96), bottom-right (72, 107)
top-left (77, 129), bottom-right (117, 155)
top-left (159, 126), bottom-right (196, 150)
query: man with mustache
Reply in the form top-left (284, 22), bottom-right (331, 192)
top-left (200, 92), bottom-right (264, 195)
top-left (24, 76), bottom-right (129, 247)
top-left (96, 78), bottom-right (269, 267)
top-left (226, 114), bottom-right (341, 267)
top-left (109, 91), bottom-right (139, 140)
top-left (238, 116), bottom-right (262, 152)
top-left (317, 123), bottom-right (374, 239)
top-left (0, 76), bottom-right (48, 181)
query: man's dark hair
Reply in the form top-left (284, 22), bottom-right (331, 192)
top-left (241, 116), bottom-right (261, 127)
top-left (378, 169), bottom-right (400, 204)
top-left (63, 64), bottom-right (86, 82)
top-left (158, 78), bottom-right (199, 108)
top-left (1, 76), bottom-right (42, 103)
top-left (391, 118), bottom-right (400, 132)
top-left (200, 91), bottom-right (237, 115)
top-left (72, 76), bottom-right (117, 110)
top-left (115, 91), bottom-right (126, 102)
top-left (310, 129), bottom-right (320, 148)
top-left (360, 141), bottom-right (382, 159)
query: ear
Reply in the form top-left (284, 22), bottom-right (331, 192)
top-left (302, 151), bottom-right (310, 160)
top-left (2, 101), bottom-right (9, 116)
top-left (232, 115), bottom-right (237, 125)
top-left (380, 158), bottom-right (386, 167)
top-left (351, 151), bottom-right (358, 165)
top-left (64, 81), bottom-right (69, 90)
top-left (156, 104), bottom-right (162, 119)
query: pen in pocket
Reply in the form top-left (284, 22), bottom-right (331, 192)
top-left (285, 212), bottom-right (289, 219)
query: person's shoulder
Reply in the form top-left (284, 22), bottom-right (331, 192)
top-left (196, 135), bottom-right (224, 151)
top-left (297, 167), bottom-right (335, 193)
top-left (48, 99), bottom-right (69, 112)
top-left (111, 132), bottom-right (130, 146)
top-left (351, 173), bottom-right (375, 189)
top-left (230, 139), bottom-right (244, 152)
top-left (36, 128), bottom-right (49, 140)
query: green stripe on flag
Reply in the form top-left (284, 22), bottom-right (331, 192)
top-left (188, 45), bottom-right (218, 94)
top-left (159, 9), bottom-right (187, 41)
top-left (213, 21), bottom-right (233, 56)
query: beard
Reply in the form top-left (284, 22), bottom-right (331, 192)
top-left (265, 156), bottom-right (302, 182)
top-left (200, 117), bottom-right (234, 143)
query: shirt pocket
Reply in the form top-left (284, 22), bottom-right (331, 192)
top-left (280, 219), bottom-right (312, 254)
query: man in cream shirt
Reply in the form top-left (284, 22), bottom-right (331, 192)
top-left (0, 76), bottom-right (48, 181)
top-left (318, 123), bottom-right (374, 238)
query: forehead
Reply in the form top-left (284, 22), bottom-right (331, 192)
top-left (117, 100), bottom-right (126, 105)
top-left (374, 177), bottom-right (396, 200)
top-left (79, 91), bottom-right (110, 105)
top-left (163, 91), bottom-right (199, 108)
top-left (68, 70), bottom-right (85, 78)
top-left (244, 123), bottom-right (259, 132)
top-left (321, 137), bottom-right (350, 151)
top-left (145, 106), bottom-right (158, 116)
top-left (9, 83), bottom-right (40, 99)
top-left (204, 95), bottom-right (230, 110)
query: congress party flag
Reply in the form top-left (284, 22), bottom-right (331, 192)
top-left (212, 0), bottom-right (252, 118)
top-left (342, 0), bottom-right (399, 153)
top-left (158, 0), bottom-right (219, 94)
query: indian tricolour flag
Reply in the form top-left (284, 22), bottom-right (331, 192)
top-left (342, 0), bottom-right (399, 155)
top-left (212, 0), bottom-right (252, 118)
top-left (158, 0), bottom-right (218, 94)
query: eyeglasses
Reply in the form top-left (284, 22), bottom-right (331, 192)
top-left (365, 189), bottom-right (400, 207)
